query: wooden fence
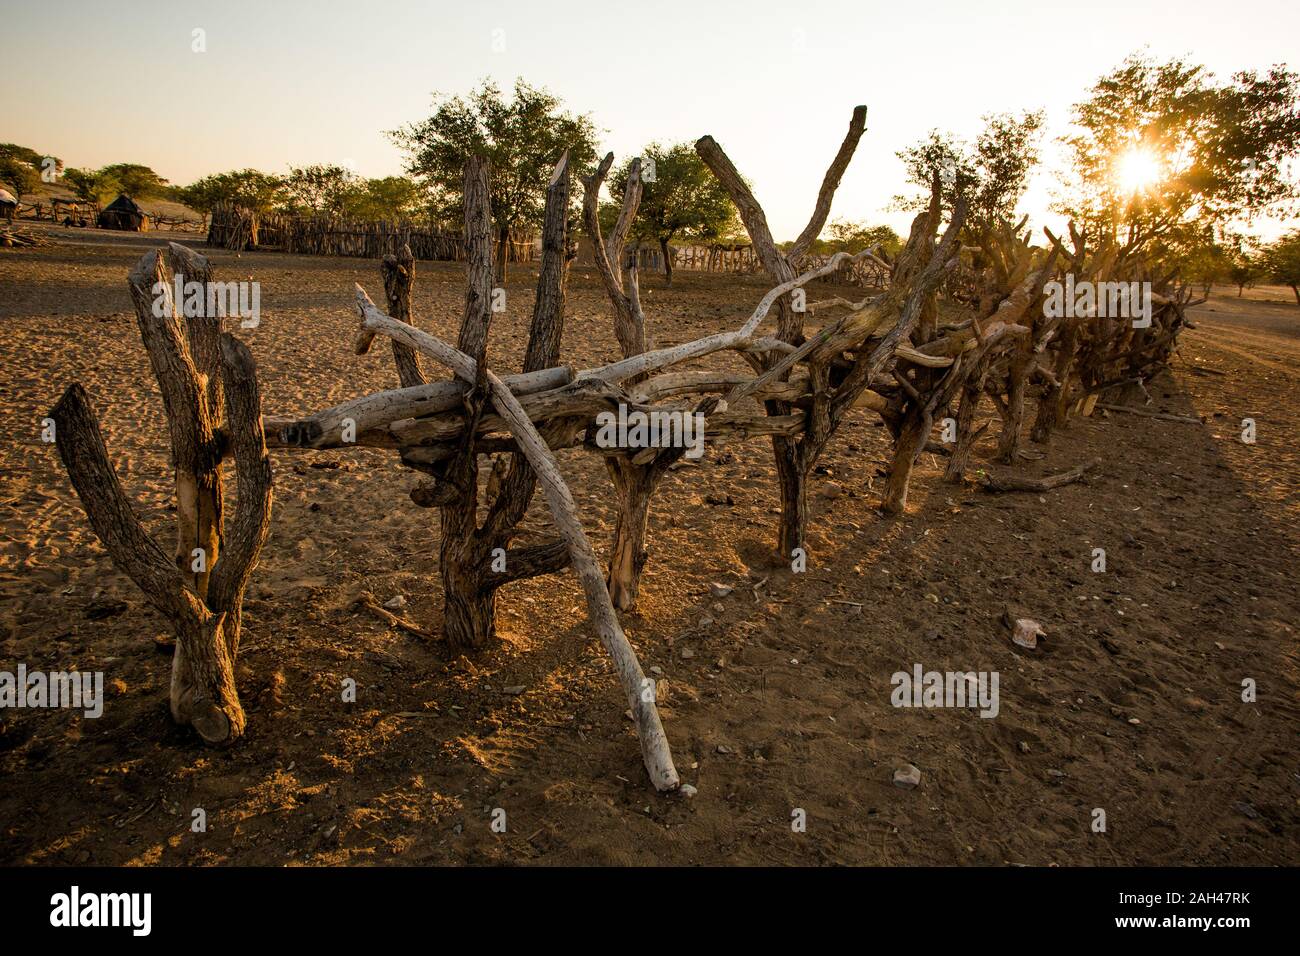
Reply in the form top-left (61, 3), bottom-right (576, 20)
top-left (17, 200), bottom-right (205, 232)
top-left (631, 242), bottom-right (888, 287)
top-left (207, 202), bottom-right (534, 263)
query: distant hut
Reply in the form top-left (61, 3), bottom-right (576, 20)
top-left (98, 194), bottom-right (150, 232)
top-left (0, 188), bottom-right (16, 222)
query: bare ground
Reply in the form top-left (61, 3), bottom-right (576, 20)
top-left (1, 226), bottom-right (1296, 866)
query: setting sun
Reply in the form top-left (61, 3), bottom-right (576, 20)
top-left (1115, 146), bottom-right (1164, 193)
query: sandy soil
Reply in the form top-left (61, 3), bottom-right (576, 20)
top-left (1, 226), bottom-right (1297, 866)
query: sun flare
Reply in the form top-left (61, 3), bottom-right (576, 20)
top-left (1115, 147), bottom-right (1163, 194)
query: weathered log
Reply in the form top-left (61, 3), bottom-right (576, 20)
top-left (584, 154), bottom-right (647, 363)
top-left (575, 249), bottom-right (870, 387)
top-left (583, 151), bottom-right (720, 609)
top-left (165, 242), bottom-right (223, 418)
top-left (1096, 403), bottom-right (1203, 424)
top-left (265, 366), bottom-right (573, 449)
top-left (979, 458), bottom-right (1102, 493)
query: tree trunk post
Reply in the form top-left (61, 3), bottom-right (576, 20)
top-left (50, 248), bottom-right (271, 745)
top-left (606, 460), bottom-right (653, 610)
top-left (880, 405), bottom-right (931, 514)
top-left (659, 236), bottom-right (673, 285)
top-left (944, 380), bottom-right (984, 482)
top-left (494, 223), bottom-right (510, 285)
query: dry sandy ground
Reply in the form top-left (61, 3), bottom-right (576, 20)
top-left (1, 225), bottom-right (1297, 866)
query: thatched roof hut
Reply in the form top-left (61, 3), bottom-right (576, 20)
top-left (98, 194), bottom-right (150, 232)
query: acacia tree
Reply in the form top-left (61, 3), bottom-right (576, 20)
top-left (1057, 54), bottom-right (1300, 251)
top-left (0, 144), bottom-right (54, 201)
top-left (176, 169), bottom-right (285, 220)
top-left (821, 220), bottom-right (903, 256)
top-left (1170, 231), bottom-right (1242, 295)
top-left (390, 78), bottom-right (599, 281)
top-left (64, 163), bottom-right (169, 204)
top-left (1263, 231), bottom-right (1300, 304)
top-left (281, 164), bottom-right (360, 216)
top-left (347, 176), bottom-right (426, 220)
top-left (604, 142), bottom-right (738, 284)
top-left (1228, 249), bottom-right (1263, 297)
top-left (896, 111), bottom-right (1044, 232)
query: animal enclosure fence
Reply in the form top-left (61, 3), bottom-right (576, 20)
top-left (49, 109), bottom-right (1198, 794)
top-left (206, 202), bottom-right (535, 263)
top-left (633, 241), bottom-right (888, 287)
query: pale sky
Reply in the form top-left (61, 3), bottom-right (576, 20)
top-left (7, 0), bottom-right (1299, 240)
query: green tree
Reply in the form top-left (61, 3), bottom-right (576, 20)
top-left (391, 77), bottom-right (599, 280)
top-left (0, 155), bottom-right (40, 200)
top-left (62, 168), bottom-right (107, 203)
top-left (1171, 230), bottom-right (1238, 294)
top-left (97, 163), bottom-right (168, 198)
top-left (603, 143), bottom-right (738, 284)
top-left (825, 219), bottom-right (903, 257)
top-left (778, 220), bottom-right (902, 258)
top-left (0, 144), bottom-right (61, 199)
top-left (346, 176), bottom-right (427, 221)
top-left (280, 164), bottom-right (361, 216)
top-left (896, 111), bottom-right (1044, 230)
top-left (63, 163), bottom-right (168, 204)
top-left (1057, 53), bottom-right (1300, 252)
top-left (0, 144), bottom-right (47, 168)
top-left (177, 169), bottom-right (285, 215)
top-left (1262, 231), bottom-right (1300, 305)
top-left (1227, 249), bottom-right (1263, 297)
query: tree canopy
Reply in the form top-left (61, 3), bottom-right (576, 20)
top-left (175, 169), bottom-right (286, 215)
top-left (63, 163), bottom-right (169, 204)
top-left (1057, 53), bottom-right (1300, 252)
top-left (175, 166), bottom-right (428, 222)
top-left (280, 164), bottom-right (360, 216)
top-left (0, 144), bottom-right (62, 199)
top-left (0, 155), bottom-right (40, 199)
top-left (792, 219), bottom-right (903, 258)
top-left (390, 77), bottom-right (599, 278)
top-left (601, 142), bottom-right (740, 282)
top-left (1262, 230), bottom-right (1300, 303)
top-left (346, 176), bottom-right (427, 221)
top-left (896, 111), bottom-right (1045, 230)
